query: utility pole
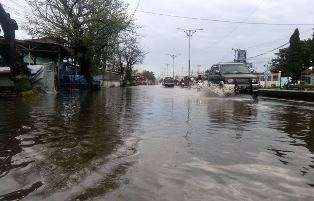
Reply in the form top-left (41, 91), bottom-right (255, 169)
top-left (165, 63), bottom-right (170, 77)
top-left (197, 64), bottom-right (201, 75)
top-left (177, 28), bottom-right (203, 86)
top-left (167, 54), bottom-right (178, 79)
top-left (264, 64), bottom-right (269, 88)
top-left (232, 48), bottom-right (239, 62)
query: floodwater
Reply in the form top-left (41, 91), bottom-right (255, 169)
top-left (0, 86), bottom-right (314, 201)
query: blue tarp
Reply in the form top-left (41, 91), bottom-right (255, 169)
top-left (63, 75), bottom-right (88, 85)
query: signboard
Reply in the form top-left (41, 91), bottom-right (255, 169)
top-left (263, 71), bottom-right (270, 81)
top-left (237, 50), bottom-right (247, 62)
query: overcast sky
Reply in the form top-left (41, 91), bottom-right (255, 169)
top-left (2, 0), bottom-right (314, 78)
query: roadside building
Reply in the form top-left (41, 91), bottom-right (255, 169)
top-left (301, 67), bottom-right (314, 85)
top-left (255, 71), bottom-right (285, 88)
top-left (1, 38), bottom-right (125, 90)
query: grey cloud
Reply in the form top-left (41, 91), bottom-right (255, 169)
top-left (129, 0), bottom-right (314, 75)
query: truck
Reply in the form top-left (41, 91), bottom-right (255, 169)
top-left (207, 62), bottom-right (259, 96)
top-left (162, 77), bottom-right (175, 87)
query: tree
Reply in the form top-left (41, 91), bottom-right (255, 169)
top-left (272, 39), bottom-right (313, 76)
top-left (285, 28), bottom-right (303, 83)
top-left (272, 29), bottom-right (314, 81)
top-left (119, 30), bottom-right (145, 85)
top-left (26, 0), bottom-right (131, 87)
top-left (311, 31), bottom-right (314, 64)
top-left (300, 39), bottom-right (312, 68)
top-left (271, 48), bottom-right (288, 73)
top-left (142, 70), bottom-right (155, 81)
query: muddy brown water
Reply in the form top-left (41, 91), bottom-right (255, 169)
top-left (0, 86), bottom-right (313, 200)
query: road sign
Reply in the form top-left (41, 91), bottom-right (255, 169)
top-left (263, 71), bottom-right (269, 80)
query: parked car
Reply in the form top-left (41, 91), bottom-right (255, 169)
top-left (163, 77), bottom-right (175, 87)
top-left (207, 62), bottom-right (259, 95)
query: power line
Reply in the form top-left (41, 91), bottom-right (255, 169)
top-left (137, 10), bottom-right (314, 26)
top-left (247, 42), bottom-right (289, 59)
top-left (245, 28), bottom-right (314, 50)
top-left (177, 28), bottom-right (203, 84)
top-left (247, 28), bottom-right (314, 59)
top-left (212, 0), bottom-right (264, 47)
top-left (249, 57), bottom-right (276, 61)
top-left (131, 0), bottom-right (141, 19)
top-left (246, 38), bottom-right (287, 50)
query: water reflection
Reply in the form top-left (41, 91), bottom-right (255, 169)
top-left (266, 102), bottom-right (314, 184)
top-left (0, 98), bottom-right (33, 178)
top-left (1, 87), bottom-right (314, 201)
top-left (206, 97), bottom-right (258, 139)
top-left (270, 105), bottom-right (314, 153)
top-left (0, 88), bottom-right (141, 200)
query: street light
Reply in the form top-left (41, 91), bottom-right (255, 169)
top-left (167, 54), bottom-right (178, 80)
top-left (177, 28), bottom-right (203, 86)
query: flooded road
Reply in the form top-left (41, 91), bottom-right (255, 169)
top-left (0, 86), bottom-right (314, 200)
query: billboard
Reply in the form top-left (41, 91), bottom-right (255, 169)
top-left (237, 50), bottom-right (247, 62)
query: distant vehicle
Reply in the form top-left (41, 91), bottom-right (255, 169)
top-left (163, 77), bottom-right (175, 87)
top-left (179, 76), bottom-right (190, 88)
top-left (207, 62), bottom-right (259, 95)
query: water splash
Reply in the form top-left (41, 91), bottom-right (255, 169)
top-left (197, 82), bottom-right (235, 97)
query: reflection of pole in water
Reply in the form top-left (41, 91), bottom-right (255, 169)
top-left (184, 99), bottom-right (192, 146)
top-left (171, 96), bottom-right (174, 118)
top-left (186, 99), bottom-right (191, 123)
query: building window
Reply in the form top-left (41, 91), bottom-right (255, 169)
top-left (273, 75), bottom-right (278, 81)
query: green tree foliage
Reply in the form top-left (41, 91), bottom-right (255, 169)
top-left (272, 29), bottom-right (313, 83)
top-left (142, 70), bottom-right (155, 81)
top-left (284, 28), bottom-right (303, 83)
top-left (271, 48), bottom-right (287, 73)
top-left (26, 0), bottom-right (132, 87)
top-left (311, 32), bottom-right (314, 63)
top-left (300, 39), bottom-right (312, 68)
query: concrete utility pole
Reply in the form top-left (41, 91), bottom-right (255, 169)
top-left (197, 64), bottom-right (201, 75)
top-left (165, 63), bottom-right (170, 77)
top-left (264, 64), bottom-right (269, 88)
top-left (177, 28), bottom-right (203, 86)
top-left (232, 48), bottom-right (239, 62)
top-left (167, 54), bottom-right (178, 79)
